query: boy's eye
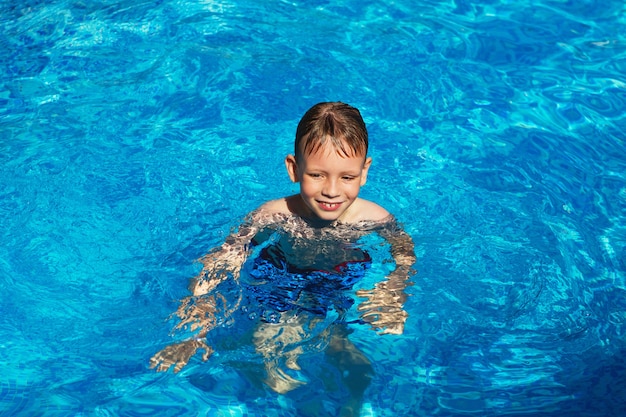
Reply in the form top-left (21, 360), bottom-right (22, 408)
top-left (342, 176), bottom-right (356, 181)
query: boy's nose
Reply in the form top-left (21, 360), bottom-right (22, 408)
top-left (322, 179), bottom-right (340, 197)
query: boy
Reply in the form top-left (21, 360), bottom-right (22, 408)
top-left (150, 102), bottom-right (416, 401)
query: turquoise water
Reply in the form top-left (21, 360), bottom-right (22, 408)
top-left (1, 0), bottom-right (625, 415)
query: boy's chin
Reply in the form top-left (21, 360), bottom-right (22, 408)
top-left (310, 210), bottom-right (345, 223)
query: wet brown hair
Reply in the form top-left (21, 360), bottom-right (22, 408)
top-left (294, 102), bottom-right (368, 160)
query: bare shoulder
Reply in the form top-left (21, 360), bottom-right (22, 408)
top-left (258, 197), bottom-right (292, 214)
top-left (237, 198), bottom-right (291, 231)
top-left (349, 198), bottom-right (391, 222)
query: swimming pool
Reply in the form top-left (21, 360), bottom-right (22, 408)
top-left (1, 0), bottom-right (625, 415)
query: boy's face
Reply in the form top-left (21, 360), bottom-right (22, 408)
top-left (285, 140), bottom-right (371, 222)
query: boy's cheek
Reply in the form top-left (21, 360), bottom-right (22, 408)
top-left (299, 180), bottom-right (315, 191)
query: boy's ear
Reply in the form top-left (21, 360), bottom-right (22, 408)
top-left (285, 154), bottom-right (299, 182)
top-left (360, 157), bottom-right (372, 186)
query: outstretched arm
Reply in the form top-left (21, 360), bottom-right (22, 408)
top-left (150, 212), bottom-right (269, 373)
top-left (357, 221), bottom-right (416, 335)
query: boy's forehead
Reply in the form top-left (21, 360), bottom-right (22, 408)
top-left (299, 147), bottom-right (367, 170)
top-left (298, 135), bottom-right (366, 159)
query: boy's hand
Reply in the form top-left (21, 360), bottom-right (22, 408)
top-left (149, 339), bottom-right (213, 373)
top-left (356, 269), bottom-right (411, 335)
top-left (356, 289), bottom-right (408, 335)
top-left (357, 303), bottom-right (407, 335)
top-left (174, 295), bottom-right (220, 333)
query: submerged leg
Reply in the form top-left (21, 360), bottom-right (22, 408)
top-left (325, 325), bottom-right (373, 417)
top-left (253, 319), bottom-right (308, 394)
top-left (262, 358), bottom-right (306, 394)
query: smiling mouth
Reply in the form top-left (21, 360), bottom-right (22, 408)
top-left (318, 201), bottom-right (341, 211)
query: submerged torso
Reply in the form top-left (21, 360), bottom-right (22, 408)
top-left (240, 213), bottom-right (393, 322)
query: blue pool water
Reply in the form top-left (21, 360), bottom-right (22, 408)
top-left (1, 0), bottom-right (625, 415)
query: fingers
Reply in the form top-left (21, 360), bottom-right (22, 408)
top-left (357, 308), bottom-right (406, 334)
top-left (150, 359), bottom-right (171, 372)
top-left (149, 350), bottom-right (168, 370)
top-left (377, 323), bottom-right (404, 335)
top-left (151, 356), bottom-right (185, 373)
top-left (158, 362), bottom-right (175, 372)
top-left (150, 352), bottom-right (175, 373)
top-left (173, 360), bottom-right (186, 373)
top-left (200, 344), bottom-right (214, 361)
top-left (369, 321), bottom-right (404, 335)
top-left (149, 344), bottom-right (185, 373)
top-left (149, 340), bottom-right (214, 374)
